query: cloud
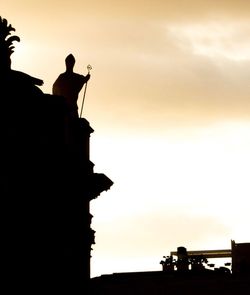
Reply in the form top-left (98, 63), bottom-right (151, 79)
top-left (85, 19), bottom-right (250, 131)
top-left (76, 0), bottom-right (250, 21)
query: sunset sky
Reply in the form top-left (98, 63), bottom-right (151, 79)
top-left (2, 1), bottom-right (250, 277)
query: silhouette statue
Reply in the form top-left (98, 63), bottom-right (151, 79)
top-left (52, 54), bottom-right (90, 119)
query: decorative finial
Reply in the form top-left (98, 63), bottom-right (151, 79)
top-left (87, 64), bottom-right (92, 73)
top-left (0, 16), bottom-right (20, 69)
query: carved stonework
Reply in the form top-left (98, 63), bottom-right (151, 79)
top-left (0, 16), bottom-right (20, 71)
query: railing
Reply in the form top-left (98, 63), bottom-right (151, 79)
top-left (170, 249), bottom-right (232, 258)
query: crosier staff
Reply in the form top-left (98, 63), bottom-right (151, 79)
top-left (80, 64), bottom-right (92, 118)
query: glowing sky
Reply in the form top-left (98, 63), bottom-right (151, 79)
top-left (2, 1), bottom-right (250, 277)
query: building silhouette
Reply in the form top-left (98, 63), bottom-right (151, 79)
top-left (1, 16), bottom-right (113, 294)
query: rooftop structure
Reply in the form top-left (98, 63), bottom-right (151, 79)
top-left (91, 240), bottom-right (250, 294)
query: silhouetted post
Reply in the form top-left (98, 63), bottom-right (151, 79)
top-left (176, 246), bottom-right (189, 272)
